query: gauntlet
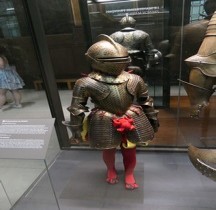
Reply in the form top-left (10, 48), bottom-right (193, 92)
top-left (62, 113), bottom-right (84, 143)
top-left (145, 110), bottom-right (159, 132)
top-left (137, 86), bottom-right (159, 133)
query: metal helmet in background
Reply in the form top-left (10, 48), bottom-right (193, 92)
top-left (85, 34), bottom-right (131, 76)
top-left (120, 13), bottom-right (136, 28)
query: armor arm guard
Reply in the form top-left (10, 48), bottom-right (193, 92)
top-left (140, 33), bottom-right (162, 67)
top-left (148, 49), bottom-right (162, 66)
top-left (137, 80), bottom-right (159, 132)
top-left (142, 33), bottom-right (154, 52)
top-left (66, 78), bottom-right (89, 141)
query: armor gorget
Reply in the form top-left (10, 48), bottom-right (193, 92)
top-left (88, 70), bottom-right (129, 84)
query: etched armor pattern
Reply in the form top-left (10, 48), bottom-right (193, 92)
top-left (88, 105), bottom-right (154, 149)
top-left (68, 72), bottom-right (154, 149)
top-left (94, 82), bottom-right (133, 115)
top-left (126, 109), bottom-right (154, 143)
top-left (66, 35), bottom-right (157, 148)
top-left (85, 35), bottom-right (130, 76)
top-left (88, 111), bottom-right (122, 149)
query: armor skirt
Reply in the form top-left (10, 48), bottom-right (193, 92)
top-left (88, 105), bottom-right (154, 149)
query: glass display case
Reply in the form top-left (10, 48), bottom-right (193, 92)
top-left (0, 0), bottom-right (215, 150)
top-left (0, 1), bottom-right (216, 209)
top-left (83, 0), bottom-right (170, 107)
top-left (76, 0), bottom-right (216, 149)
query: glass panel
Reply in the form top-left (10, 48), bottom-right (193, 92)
top-left (0, 159), bottom-right (45, 206)
top-left (37, 0), bottom-right (89, 80)
top-left (83, 0), bottom-right (216, 149)
top-left (178, 0), bottom-right (216, 148)
top-left (0, 180), bottom-right (12, 209)
top-left (0, 0), bottom-right (48, 114)
top-left (30, 0), bottom-right (216, 149)
top-left (0, 0), bottom-right (60, 206)
top-left (36, 0), bottom-right (90, 146)
top-left (87, 0), bottom-right (169, 107)
top-left (85, 0), bottom-right (180, 148)
top-left (0, 159), bottom-right (59, 209)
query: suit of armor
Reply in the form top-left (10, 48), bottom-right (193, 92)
top-left (174, 2), bottom-right (216, 181)
top-left (65, 34), bottom-right (159, 190)
top-left (180, 11), bottom-right (216, 118)
top-left (68, 70), bottom-right (156, 149)
top-left (110, 14), bottom-right (161, 78)
top-left (110, 28), bottom-right (154, 54)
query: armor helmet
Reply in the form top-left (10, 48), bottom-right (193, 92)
top-left (85, 34), bottom-right (131, 76)
top-left (120, 13), bottom-right (136, 28)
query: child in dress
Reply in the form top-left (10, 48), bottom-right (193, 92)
top-left (0, 55), bottom-right (25, 109)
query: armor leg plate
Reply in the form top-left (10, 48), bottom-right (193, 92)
top-left (178, 79), bottom-right (214, 118)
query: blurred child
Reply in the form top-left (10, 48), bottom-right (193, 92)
top-left (0, 55), bottom-right (25, 109)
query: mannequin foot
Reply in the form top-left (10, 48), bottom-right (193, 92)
top-left (125, 182), bottom-right (138, 190)
top-left (125, 174), bottom-right (138, 190)
top-left (106, 169), bottom-right (118, 184)
top-left (106, 177), bottom-right (118, 184)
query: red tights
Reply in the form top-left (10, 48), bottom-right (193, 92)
top-left (102, 145), bottom-right (138, 189)
top-left (102, 148), bottom-right (118, 184)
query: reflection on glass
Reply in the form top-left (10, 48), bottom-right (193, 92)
top-left (84, 0), bottom-right (216, 150)
top-left (0, 0), bottom-right (51, 117)
top-left (87, 0), bottom-right (168, 107)
top-left (36, 0), bottom-right (90, 144)
top-left (0, 0), bottom-right (60, 208)
top-left (0, 0), bottom-right (21, 38)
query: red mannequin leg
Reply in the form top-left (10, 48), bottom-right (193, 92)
top-left (120, 144), bottom-right (138, 189)
top-left (102, 148), bottom-right (118, 184)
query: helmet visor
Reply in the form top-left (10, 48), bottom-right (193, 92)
top-left (97, 56), bottom-right (131, 63)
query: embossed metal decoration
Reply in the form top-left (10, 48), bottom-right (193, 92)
top-left (180, 11), bottom-right (216, 118)
top-left (188, 144), bottom-right (216, 181)
top-left (63, 34), bottom-right (159, 148)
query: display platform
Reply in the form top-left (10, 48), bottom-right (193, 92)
top-left (12, 149), bottom-right (216, 210)
top-left (0, 118), bottom-right (60, 210)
